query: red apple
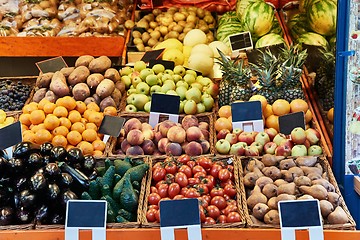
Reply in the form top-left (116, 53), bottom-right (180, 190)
top-left (217, 129), bottom-right (231, 140)
top-left (275, 145), bottom-right (291, 157)
top-left (265, 127), bottom-right (278, 141)
top-left (245, 146), bottom-right (259, 156)
top-left (215, 139), bottom-right (231, 154)
top-left (250, 142), bottom-right (263, 154)
top-left (290, 127), bottom-right (307, 144)
top-left (238, 132), bottom-right (254, 146)
top-left (305, 128), bottom-right (321, 145)
top-left (254, 132), bottom-right (270, 146)
top-left (225, 133), bottom-right (238, 145)
top-left (250, 131), bottom-right (258, 139)
top-left (304, 139), bottom-right (311, 149)
top-left (233, 128), bottom-right (243, 138)
top-left (279, 139), bottom-right (294, 149)
top-left (229, 142), bottom-right (246, 156)
top-left (263, 142), bottom-right (277, 154)
top-left (273, 133), bottom-right (287, 146)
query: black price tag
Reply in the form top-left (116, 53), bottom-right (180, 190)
top-left (149, 60), bottom-right (175, 70)
top-left (141, 49), bottom-right (165, 63)
top-left (229, 31), bottom-right (253, 53)
top-left (36, 56), bottom-right (68, 73)
top-left (279, 111), bottom-right (306, 135)
top-left (98, 115), bottom-right (125, 137)
top-left (231, 101), bottom-right (262, 122)
top-left (66, 200), bottom-right (107, 228)
top-left (150, 93), bottom-right (180, 115)
top-left (0, 121), bottom-right (22, 150)
top-left (160, 199), bottom-right (200, 227)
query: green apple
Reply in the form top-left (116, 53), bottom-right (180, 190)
top-left (184, 100), bottom-right (197, 115)
top-left (179, 101), bottom-right (185, 113)
top-left (161, 83), bottom-right (175, 93)
top-left (197, 76), bottom-right (212, 86)
top-left (132, 93), bottom-right (149, 111)
top-left (157, 72), bottom-right (163, 80)
top-left (166, 90), bottom-right (178, 96)
top-left (131, 76), bottom-right (142, 88)
top-left (120, 66), bottom-right (133, 76)
top-left (121, 75), bottom-right (132, 89)
top-left (186, 69), bottom-right (197, 78)
top-left (127, 93), bottom-right (135, 104)
top-left (191, 82), bottom-right (203, 91)
top-left (127, 89), bottom-right (137, 96)
top-left (197, 103), bottom-right (206, 113)
top-left (144, 101), bottom-right (151, 112)
top-left (130, 85), bottom-right (135, 89)
top-left (152, 64), bottom-right (165, 74)
top-left (145, 74), bottom-right (158, 86)
top-left (176, 86), bottom-right (187, 100)
top-left (183, 73), bottom-right (196, 85)
top-left (176, 81), bottom-right (189, 89)
top-left (173, 65), bottom-right (186, 77)
top-left (136, 82), bottom-right (150, 95)
top-left (150, 85), bottom-right (162, 94)
top-left (202, 95), bottom-right (214, 111)
top-left (134, 61), bottom-right (147, 72)
top-left (163, 80), bottom-right (176, 88)
top-left (164, 69), bottom-right (174, 75)
top-left (162, 73), bottom-right (173, 82)
top-left (139, 68), bottom-right (154, 81)
top-left (173, 74), bottom-right (182, 83)
top-left (185, 87), bottom-right (202, 103)
top-left (125, 104), bottom-right (137, 112)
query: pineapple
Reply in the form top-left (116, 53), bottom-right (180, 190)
top-left (229, 59), bottom-right (253, 103)
top-left (218, 50), bottom-right (236, 107)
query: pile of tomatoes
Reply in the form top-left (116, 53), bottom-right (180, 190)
top-left (146, 155), bottom-right (242, 224)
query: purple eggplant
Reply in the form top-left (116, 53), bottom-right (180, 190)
top-left (0, 157), bottom-right (8, 173)
top-left (20, 190), bottom-right (36, 208)
top-left (15, 177), bottom-right (28, 192)
top-left (47, 183), bottom-right (60, 200)
top-left (0, 207), bottom-right (14, 225)
top-left (61, 190), bottom-right (78, 207)
top-left (13, 142), bottom-right (39, 159)
top-left (40, 142), bottom-right (53, 157)
top-left (7, 158), bottom-right (24, 174)
top-left (50, 146), bottom-right (67, 162)
top-left (67, 148), bottom-right (84, 166)
top-left (44, 163), bottom-right (60, 182)
top-left (30, 173), bottom-right (47, 192)
top-left (27, 153), bottom-right (44, 169)
top-left (16, 207), bottom-right (32, 224)
top-left (35, 205), bottom-right (49, 224)
top-left (57, 173), bottom-right (73, 188)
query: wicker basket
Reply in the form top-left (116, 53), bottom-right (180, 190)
top-left (239, 156), bottom-right (356, 230)
top-left (0, 76), bottom-right (36, 115)
top-left (106, 112), bottom-right (215, 157)
top-left (0, 223), bottom-right (35, 231)
top-left (141, 155), bottom-right (246, 228)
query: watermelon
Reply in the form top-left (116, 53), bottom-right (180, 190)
top-left (255, 33), bottom-right (285, 48)
top-left (236, 0), bottom-right (262, 20)
top-left (297, 32), bottom-right (329, 49)
top-left (269, 17), bottom-right (283, 36)
top-left (218, 11), bottom-right (239, 27)
top-left (216, 23), bottom-right (243, 42)
top-left (307, 0), bottom-right (337, 36)
top-left (287, 13), bottom-right (310, 39)
top-left (241, 1), bottom-right (274, 38)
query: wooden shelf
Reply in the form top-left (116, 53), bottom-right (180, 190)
top-left (0, 228), bottom-right (358, 240)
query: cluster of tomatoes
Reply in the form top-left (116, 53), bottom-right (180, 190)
top-left (146, 155), bottom-right (242, 224)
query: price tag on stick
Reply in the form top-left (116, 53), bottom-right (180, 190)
top-left (149, 93), bottom-right (180, 128)
top-left (279, 111), bottom-right (306, 135)
top-left (65, 200), bottom-right (107, 240)
top-left (231, 101), bottom-right (263, 132)
top-left (0, 121), bottom-right (22, 159)
top-left (278, 199), bottom-right (323, 240)
top-left (160, 199), bottom-right (202, 240)
top-left (36, 56), bottom-right (68, 73)
top-left (98, 115), bottom-right (125, 144)
top-left (141, 49), bottom-right (165, 63)
top-left (228, 31), bottom-right (253, 58)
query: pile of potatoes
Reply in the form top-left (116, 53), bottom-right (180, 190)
top-left (242, 154), bottom-right (350, 226)
top-left (33, 55), bottom-right (126, 112)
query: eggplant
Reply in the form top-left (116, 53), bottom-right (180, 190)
top-left (27, 153), bottom-right (44, 169)
top-left (35, 205), bottom-right (49, 224)
top-left (20, 190), bottom-right (36, 208)
top-left (40, 142), bottom-right (53, 157)
top-left (13, 142), bottom-right (39, 159)
top-left (50, 212), bottom-right (64, 224)
top-left (88, 170), bottom-right (98, 181)
top-left (15, 177), bottom-right (28, 192)
top-left (44, 163), bottom-right (60, 182)
top-left (61, 190), bottom-right (78, 206)
top-left (43, 155), bottom-right (51, 165)
top-left (0, 188), bottom-right (10, 207)
top-left (36, 168), bottom-right (45, 175)
top-left (13, 193), bottom-right (20, 209)
top-left (50, 146), bottom-right (67, 162)
top-left (0, 150), bottom-right (8, 160)
top-left (83, 155), bottom-right (96, 174)
top-left (0, 157), bottom-right (8, 173)
top-left (58, 162), bottom-right (89, 191)
top-left (0, 207), bottom-right (14, 225)
top-left (30, 173), bottom-right (47, 192)
top-left (57, 173), bottom-right (73, 188)
top-left (16, 207), bottom-right (32, 224)
top-left (67, 148), bottom-right (83, 166)
top-left (7, 158), bottom-right (24, 174)
top-left (48, 183), bottom-right (60, 200)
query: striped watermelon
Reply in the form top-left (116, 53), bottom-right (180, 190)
top-left (307, 0), bottom-right (337, 36)
top-left (297, 32), bottom-right (329, 49)
top-left (216, 23), bottom-right (243, 42)
top-left (236, 0), bottom-right (262, 20)
top-left (255, 33), bottom-right (285, 48)
top-left (287, 13), bottom-right (310, 39)
top-left (218, 11), bottom-right (239, 27)
top-left (269, 17), bottom-right (283, 36)
top-left (241, 1), bottom-right (274, 38)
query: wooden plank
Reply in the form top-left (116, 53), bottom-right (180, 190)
top-left (0, 37), bottom-right (125, 57)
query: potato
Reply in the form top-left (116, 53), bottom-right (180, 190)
top-left (68, 66), bottom-right (90, 86)
top-left (88, 56), bottom-right (112, 73)
top-left (75, 55), bottom-right (95, 67)
top-left (100, 96), bottom-right (116, 111)
top-left (111, 88), bottom-right (122, 107)
top-left (60, 67), bottom-right (75, 78)
top-left (104, 68), bottom-right (120, 82)
top-left (45, 90), bottom-right (58, 103)
top-left (36, 72), bottom-right (53, 88)
top-left (33, 88), bottom-right (47, 103)
top-left (87, 73), bottom-right (104, 89)
top-left (49, 71), bottom-right (70, 97)
top-left (93, 94), bottom-right (101, 105)
top-left (84, 97), bottom-right (96, 105)
top-left (72, 83), bottom-right (90, 101)
top-left (96, 79), bottom-right (115, 99)
top-left (115, 81), bottom-right (126, 93)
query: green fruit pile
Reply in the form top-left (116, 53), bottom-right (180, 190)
top-left (119, 61), bottom-right (219, 114)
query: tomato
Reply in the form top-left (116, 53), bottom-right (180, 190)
top-left (223, 204), bottom-right (238, 216)
top-left (153, 168), bottom-right (166, 182)
top-left (148, 205), bottom-right (159, 210)
top-left (220, 179), bottom-right (234, 188)
top-left (226, 212), bottom-right (241, 223)
top-left (188, 177), bottom-right (200, 186)
top-left (218, 169), bottom-right (231, 181)
top-left (153, 162), bottom-right (163, 169)
top-left (207, 205), bottom-right (221, 219)
top-left (165, 173), bottom-right (175, 183)
top-left (148, 193), bottom-right (161, 205)
top-left (168, 183), bottom-right (181, 199)
top-left (210, 188), bottom-right (224, 198)
top-left (210, 164), bottom-right (223, 178)
top-left (155, 180), bottom-right (167, 188)
top-left (227, 199), bottom-right (237, 206)
top-left (196, 183), bottom-right (209, 195)
top-left (211, 196), bottom-right (227, 210)
top-left (226, 165), bottom-right (234, 173)
top-left (146, 209), bottom-right (157, 222)
top-left (197, 156), bottom-right (213, 170)
top-left (178, 154), bottom-right (190, 164)
top-left (185, 188), bottom-right (200, 198)
top-left (204, 217), bottom-right (216, 224)
top-left (218, 215), bottom-right (227, 223)
top-left (223, 194), bottom-right (230, 201)
top-left (194, 171), bottom-right (206, 178)
top-left (186, 160), bottom-right (196, 169)
top-left (178, 165), bottom-right (192, 178)
top-left (157, 184), bottom-right (169, 198)
top-left (151, 186), bottom-right (158, 193)
top-left (203, 195), bottom-right (211, 203)
top-left (192, 165), bottom-right (206, 175)
top-left (199, 206), bottom-right (206, 223)
top-left (175, 172), bottom-right (188, 187)
top-left (224, 184), bottom-right (236, 198)
top-left (155, 209), bottom-right (161, 223)
top-left (180, 187), bottom-right (188, 196)
top-left (173, 194), bottom-right (185, 200)
top-left (198, 196), bottom-right (209, 208)
top-left (165, 162), bottom-right (178, 174)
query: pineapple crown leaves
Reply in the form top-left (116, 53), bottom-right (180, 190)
top-left (280, 44), bottom-right (308, 69)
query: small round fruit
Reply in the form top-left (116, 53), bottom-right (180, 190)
top-left (78, 141), bottom-right (94, 155)
top-left (67, 131), bottom-right (82, 146)
top-left (215, 117), bottom-right (232, 132)
top-left (71, 122), bottom-right (86, 133)
top-left (82, 129), bottom-right (98, 142)
top-left (60, 117), bottom-right (72, 129)
top-left (44, 115), bottom-right (60, 131)
top-left (30, 110), bottom-right (46, 125)
top-left (19, 113), bottom-right (32, 126)
top-left (218, 105), bottom-right (231, 118)
top-left (272, 99), bottom-right (290, 116)
top-left (249, 95), bottom-right (268, 111)
top-left (263, 104), bottom-right (273, 118)
top-left (43, 102), bottom-right (56, 114)
top-left (68, 110), bottom-right (82, 123)
top-left (52, 135), bottom-right (68, 147)
top-left (265, 115), bottom-right (279, 132)
top-left (305, 109), bottom-right (313, 123)
top-left (35, 129), bottom-right (53, 144)
top-left (86, 123), bottom-right (98, 130)
top-left (92, 140), bottom-right (106, 151)
top-left (290, 99), bottom-right (308, 113)
top-left (103, 106), bottom-right (117, 116)
top-left (75, 101), bottom-right (87, 114)
top-left (52, 126), bottom-right (69, 137)
top-left (327, 108), bottom-right (334, 123)
top-left (86, 102), bottom-right (100, 112)
top-left (53, 106), bottom-right (68, 118)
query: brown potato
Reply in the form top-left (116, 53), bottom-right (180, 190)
top-left (44, 90), bottom-right (58, 103)
top-left (36, 72), bottom-right (53, 88)
top-left (68, 66), bottom-right (90, 86)
top-left (49, 71), bottom-right (70, 97)
top-left (92, 94), bottom-right (101, 105)
top-left (104, 68), bottom-right (120, 82)
top-left (115, 81), bottom-right (126, 93)
top-left (75, 55), bottom-right (95, 67)
top-left (72, 83), bottom-right (90, 101)
top-left (88, 56), bottom-right (112, 73)
top-left (100, 96), bottom-right (116, 111)
top-left (33, 88), bottom-right (47, 103)
top-left (87, 73), bottom-right (104, 89)
top-left (96, 79), bottom-right (115, 99)
top-left (84, 97), bottom-right (96, 105)
top-left (111, 88), bottom-right (122, 107)
top-left (60, 67), bottom-right (75, 78)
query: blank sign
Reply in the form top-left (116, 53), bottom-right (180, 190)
top-left (160, 199), bottom-right (200, 228)
top-left (279, 200), bottom-right (321, 228)
top-left (66, 201), bottom-right (106, 228)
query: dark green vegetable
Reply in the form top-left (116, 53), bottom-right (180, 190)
top-left (0, 207), bottom-right (14, 225)
top-left (114, 158), bottom-right (132, 176)
top-left (118, 209), bottom-right (136, 222)
top-left (132, 181), bottom-right (140, 191)
top-left (119, 173), bottom-right (138, 212)
top-left (101, 195), bottom-right (119, 214)
top-left (101, 184), bottom-right (112, 197)
top-left (114, 174), bottom-right (121, 183)
top-left (30, 173), bottom-right (47, 191)
top-left (40, 142), bottom-right (53, 156)
top-left (107, 207), bottom-right (116, 223)
top-left (102, 166), bottom-right (115, 189)
top-left (50, 146), bottom-right (67, 162)
top-left (61, 190), bottom-right (78, 206)
top-left (58, 162), bottom-right (89, 191)
top-left (112, 173), bottom-right (127, 201)
top-left (105, 159), bottom-right (112, 171)
top-left (26, 153), bottom-right (44, 169)
top-left (13, 142), bottom-right (39, 159)
top-left (48, 183), bottom-right (60, 200)
top-left (88, 180), bottom-right (101, 200)
top-left (20, 190), bottom-right (36, 208)
top-left (115, 215), bottom-right (128, 223)
top-left (127, 163), bottom-right (149, 182)
top-left (81, 192), bottom-right (92, 200)
top-left (67, 148), bottom-right (84, 165)
top-left (130, 157), bottom-right (145, 166)
top-left (96, 167), bottom-right (106, 177)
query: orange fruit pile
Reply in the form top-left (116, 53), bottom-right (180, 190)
top-left (20, 97), bottom-right (117, 157)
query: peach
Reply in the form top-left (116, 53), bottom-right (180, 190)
top-left (184, 141), bottom-right (203, 156)
top-left (127, 129), bottom-right (144, 145)
top-left (159, 120), bottom-right (177, 138)
top-left (165, 142), bottom-right (183, 156)
top-left (181, 115), bottom-right (199, 130)
top-left (126, 146), bottom-right (144, 155)
top-left (141, 139), bottom-right (156, 155)
top-left (167, 126), bottom-right (186, 143)
top-left (186, 126), bottom-right (203, 142)
top-left (123, 118), bottom-right (142, 134)
top-left (120, 139), bottom-right (131, 153)
top-left (158, 138), bottom-right (170, 153)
